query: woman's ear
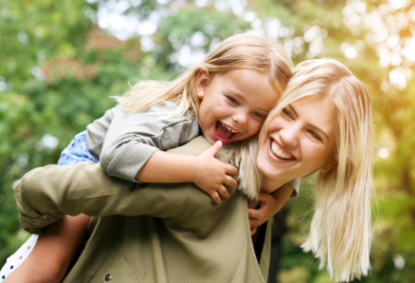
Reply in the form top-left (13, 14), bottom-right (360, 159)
top-left (320, 160), bottom-right (337, 173)
top-left (196, 69), bottom-right (210, 98)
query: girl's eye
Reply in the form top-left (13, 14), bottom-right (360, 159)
top-left (226, 96), bottom-right (239, 105)
top-left (308, 130), bottom-right (322, 142)
top-left (252, 111), bottom-right (266, 120)
top-left (282, 108), bottom-right (293, 120)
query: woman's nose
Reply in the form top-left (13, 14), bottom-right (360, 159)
top-left (279, 124), bottom-right (299, 148)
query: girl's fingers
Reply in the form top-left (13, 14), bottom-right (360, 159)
top-left (249, 218), bottom-right (260, 228)
top-left (216, 185), bottom-right (230, 198)
top-left (210, 191), bottom-right (221, 204)
top-left (223, 175), bottom-right (237, 188)
top-left (224, 164), bottom-right (238, 175)
top-left (248, 208), bottom-right (260, 219)
top-left (206, 141), bottom-right (222, 156)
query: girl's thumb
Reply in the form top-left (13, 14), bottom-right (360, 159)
top-left (209, 140), bottom-right (222, 155)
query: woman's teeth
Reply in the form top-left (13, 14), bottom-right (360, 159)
top-left (271, 141), bottom-right (293, 160)
top-left (222, 123), bottom-right (238, 133)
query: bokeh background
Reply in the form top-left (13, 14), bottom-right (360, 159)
top-left (1, 0), bottom-right (414, 282)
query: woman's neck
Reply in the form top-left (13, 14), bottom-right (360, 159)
top-left (260, 175), bottom-right (286, 194)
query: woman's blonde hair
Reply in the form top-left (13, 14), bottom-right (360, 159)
top-left (236, 58), bottom-right (373, 282)
top-left (118, 33), bottom-right (292, 117)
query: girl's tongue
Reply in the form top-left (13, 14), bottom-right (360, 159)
top-left (215, 121), bottom-right (234, 140)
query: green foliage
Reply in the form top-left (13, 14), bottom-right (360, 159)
top-left (0, 0), bottom-right (97, 89)
top-left (156, 4), bottom-right (251, 72)
top-left (1, 0), bottom-right (415, 282)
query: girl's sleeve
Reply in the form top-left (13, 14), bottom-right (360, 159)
top-left (98, 103), bottom-right (199, 183)
top-left (85, 108), bottom-right (115, 157)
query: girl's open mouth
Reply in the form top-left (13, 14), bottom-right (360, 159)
top-left (213, 121), bottom-right (240, 143)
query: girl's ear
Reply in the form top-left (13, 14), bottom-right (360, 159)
top-left (196, 69), bottom-right (210, 95)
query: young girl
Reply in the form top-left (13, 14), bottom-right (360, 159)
top-left (1, 33), bottom-right (294, 282)
top-left (9, 58), bottom-right (373, 283)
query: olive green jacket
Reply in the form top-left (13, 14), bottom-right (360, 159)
top-left (15, 137), bottom-right (271, 283)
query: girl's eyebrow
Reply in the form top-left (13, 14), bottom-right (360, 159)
top-left (288, 104), bottom-right (330, 141)
top-left (231, 91), bottom-right (270, 113)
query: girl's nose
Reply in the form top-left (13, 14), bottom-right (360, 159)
top-left (232, 111), bottom-right (248, 128)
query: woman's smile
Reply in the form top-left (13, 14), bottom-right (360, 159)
top-left (257, 95), bottom-right (336, 188)
top-left (269, 138), bottom-right (296, 161)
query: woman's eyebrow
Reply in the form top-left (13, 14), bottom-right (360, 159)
top-left (287, 105), bottom-right (298, 116)
top-left (308, 124), bottom-right (330, 141)
top-left (289, 104), bottom-right (330, 141)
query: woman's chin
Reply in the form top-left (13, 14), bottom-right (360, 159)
top-left (257, 159), bottom-right (278, 179)
top-left (257, 158), bottom-right (294, 187)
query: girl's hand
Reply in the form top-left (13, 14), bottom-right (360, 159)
top-left (193, 141), bottom-right (238, 204)
top-left (248, 184), bottom-right (293, 235)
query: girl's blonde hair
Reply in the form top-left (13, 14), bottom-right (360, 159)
top-left (236, 58), bottom-right (373, 282)
top-left (118, 34), bottom-right (293, 117)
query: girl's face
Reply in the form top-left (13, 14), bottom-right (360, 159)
top-left (256, 95), bottom-right (337, 187)
top-left (197, 69), bottom-right (277, 145)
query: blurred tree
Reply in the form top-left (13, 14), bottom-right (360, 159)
top-left (0, 0), bottom-right (98, 261)
top-left (1, 0), bottom-right (415, 282)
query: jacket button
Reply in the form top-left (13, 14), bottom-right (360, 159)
top-left (43, 215), bottom-right (51, 220)
top-left (105, 273), bottom-right (112, 281)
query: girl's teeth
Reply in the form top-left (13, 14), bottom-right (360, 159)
top-left (271, 141), bottom-right (293, 160)
top-left (222, 123), bottom-right (238, 133)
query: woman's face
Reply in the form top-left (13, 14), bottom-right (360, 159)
top-left (256, 95), bottom-right (337, 186)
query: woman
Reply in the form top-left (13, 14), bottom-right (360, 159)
top-left (8, 59), bottom-right (372, 283)
top-left (241, 59), bottom-right (372, 282)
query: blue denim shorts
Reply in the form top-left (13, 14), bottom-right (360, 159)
top-left (58, 130), bottom-right (99, 165)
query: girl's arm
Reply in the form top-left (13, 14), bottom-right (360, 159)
top-left (248, 184), bottom-right (294, 235)
top-left (3, 214), bottom-right (90, 283)
top-left (16, 137), bottom-right (236, 234)
top-left (96, 105), bottom-right (236, 204)
top-left (136, 141), bottom-right (237, 204)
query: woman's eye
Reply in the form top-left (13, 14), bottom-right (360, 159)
top-left (282, 108), bottom-right (293, 120)
top-left (308, 130), bottom-right (322, 142)
top-left (226, 96), bottom-right (239, 105)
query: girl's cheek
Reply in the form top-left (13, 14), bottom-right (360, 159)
top-left (251, 120), bottom-right (263, 134)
